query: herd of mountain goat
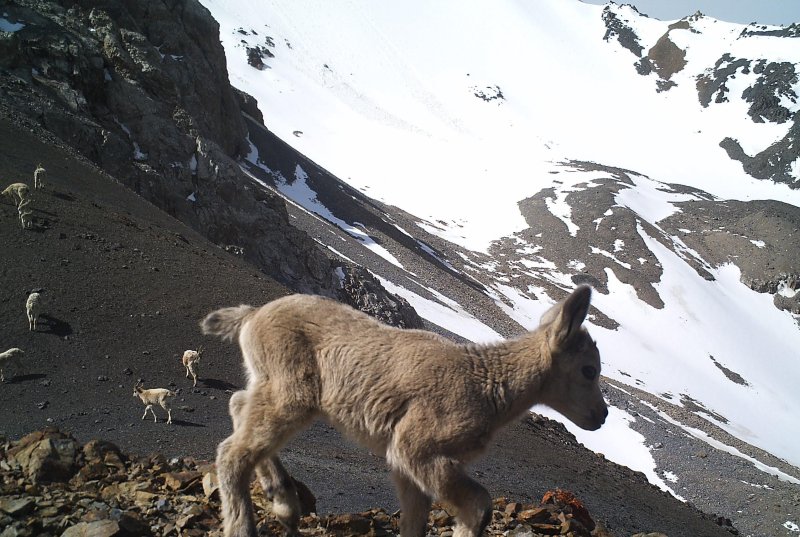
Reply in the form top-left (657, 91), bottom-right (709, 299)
top-left (1, 164), bottom-right (202, 424)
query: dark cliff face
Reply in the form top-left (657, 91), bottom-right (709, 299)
top-left (0, 0), bottom-right (424, 320)
top-left (0, 0), bottom-right (337, 293)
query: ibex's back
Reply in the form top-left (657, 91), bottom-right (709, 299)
top-left (202, 287), bottom-right (606, 537)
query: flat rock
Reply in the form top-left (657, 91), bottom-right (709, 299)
top-left (0, 497), bottom-right (35, 516)
top-left (60, 520), bottom-right (120, 537)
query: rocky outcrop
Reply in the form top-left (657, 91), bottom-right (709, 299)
top-left (0, 0), bottom-right (421, 322)
top-left (696, 54), bottom-right (752, 107)
top-left (602, 6), bottom-right (644, 57)
top-left (697, 54), bottom-right (799, 188)
top-left (699, 56), bottom-right (797, 124)
top-left (742, 60), bottom-right (797, 124)
top-left (336, 265), bottom-right (424, 329)
top-left (644, 28), bottom-right (687, 82)
top-left (739, 23), bottom-right (800, 38)
top-left (0, 0), bottom-right (334, 294)
top-left (719, 116), bottom-right (800, 188)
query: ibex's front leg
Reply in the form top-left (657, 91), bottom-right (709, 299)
top-left (391, 470), bottom-right (432, 537)
top-left (391, 414), bottom-right (491, 537)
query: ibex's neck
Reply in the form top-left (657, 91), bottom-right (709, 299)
top-left (466, 329), bottom-right (552, 424)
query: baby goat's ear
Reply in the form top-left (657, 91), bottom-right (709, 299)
top-left (548, 286), bottom-right (592, 348)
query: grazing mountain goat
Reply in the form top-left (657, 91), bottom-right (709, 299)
top-left (26, 292), bottom-right (42, 331)
top-left (33, 163), bottom-right (46, 189)
top-left (182, 346), bottom-right (203, 387)
top-left (2, 183), bottom-right (29, 206)
top-left (0, 348), bottom-right (24, 382)
top-left (132, 381), bottom-right (176, 423)
top-left (202, 286), bottom-right (607, 537)
top-left (18, 198), bottom-right (33, 230)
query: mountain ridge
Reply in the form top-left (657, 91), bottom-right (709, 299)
top-left (1, 0), bottom-right (799, 535)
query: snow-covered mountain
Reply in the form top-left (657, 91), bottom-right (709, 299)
top-left (200, 0), bottom-right (800, 533)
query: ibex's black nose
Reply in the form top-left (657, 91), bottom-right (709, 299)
top-left (590, 406), bottom-right (609, 425)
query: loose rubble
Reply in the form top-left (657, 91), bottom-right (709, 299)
top-left (0, 428), bottom-right (687, 537)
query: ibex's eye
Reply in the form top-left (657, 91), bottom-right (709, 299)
top-left (581, 366), bottom-right (597, 381)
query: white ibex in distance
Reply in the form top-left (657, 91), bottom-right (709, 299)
top-left (0, 348), bottom-right (24, 382)
top-left (33, 163), bottom-right (46, 190)
top-left (26, 292), bottom-right (42, 331)
top-left (132, 381), bottom-right (176, 424)
top-left (2, 183), bottom-right (30, 207)
top-left (18, 198), bottom-right (33, 230)
top-left (182, 346), bottom-right (203, 387)
top-left (201, 286), bottom-right (607, 537)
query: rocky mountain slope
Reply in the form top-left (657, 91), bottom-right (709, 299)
top-left (0, 110), bottom-right (735, 537)
top-left (0, 0), bottom-right (419, 324)
top-left (0, 0), bottom-right (796, 536)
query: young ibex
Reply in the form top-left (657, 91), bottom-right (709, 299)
top-left (0, 348), bottom-right (24, 382)
top-left (26, 292), bottom-right (42, 331)
top-left (33, 163), bottom-right (46, 190)
top-left (202, 286), bottom-right (607, 537)
top-left (2, 183), bottom-right (30, 206)
top-left (132, 381), bottom-right (175, 423)
top-left (182, 346), bottom-right (203, 387)
top-left (18, 198), bottom-right (33, 230)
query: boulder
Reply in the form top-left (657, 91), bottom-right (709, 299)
top-left (8, 430), bottom-right (77, 483)
top-left (337, 265), bottom-right (424, 329)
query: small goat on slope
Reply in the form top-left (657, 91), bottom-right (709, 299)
top-left (202, 286), bottom-right (607, 537)
top-left (33, 163), bottom-right (46, 190)
top-left (0, 348), bottom-right (24, 382)
top-left (182, 347), bottom-right (203, 387)
top-left (132, 381), bottom-right (175, 424)
top-left (18, 198), bottom-right (33, 230)
top-left (26, 292), bottom-right (42, 331)
top-left (2, 183), bottom-right (29, 207)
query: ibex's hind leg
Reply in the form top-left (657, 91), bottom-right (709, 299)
top-left (228, 390), bottom-right (302, 535)
top-left (160, 402), bottom-right (172, 424)
top-left (219, 385), bottom-right (312, 537)
top-left (391, 469), bottom-right (432, 537)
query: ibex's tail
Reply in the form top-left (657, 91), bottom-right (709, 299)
top-left (201, 305), bottom-right (256, 341)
